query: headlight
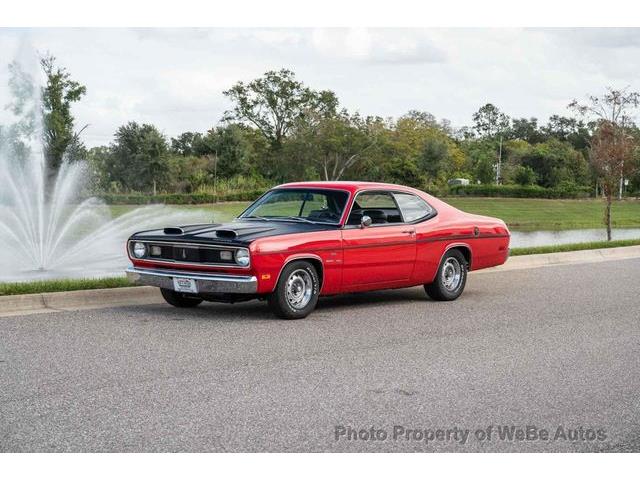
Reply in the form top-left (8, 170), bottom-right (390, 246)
top-left (235, 248), bottom-right (250, 267)
top-left (133, 242), bottom-right (147, 258)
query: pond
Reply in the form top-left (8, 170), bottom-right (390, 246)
top-left (510, 228), bottom-right (640, 248)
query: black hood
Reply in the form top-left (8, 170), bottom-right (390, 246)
top-left (130, 220), bottom-right (338, 246)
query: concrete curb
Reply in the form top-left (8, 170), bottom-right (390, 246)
top-left (474, 244), bottom-right (640, 274)
top-left (1, 245), bottom-right (639, 317)
top-left (0, 286), bottom-right (162, 318)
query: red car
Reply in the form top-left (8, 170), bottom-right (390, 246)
top-left (126, 182), bottom-right (510, 319)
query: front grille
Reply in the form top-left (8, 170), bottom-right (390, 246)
top-left (131, 241), bottom-right (240, 266)
top-left (166, 245), bottom-right (233, 264)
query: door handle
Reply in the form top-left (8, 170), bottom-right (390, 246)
top-left (402, 230), bottom-right (416, 236)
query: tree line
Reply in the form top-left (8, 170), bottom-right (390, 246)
top-left (82, 69), bottom-right (639, 201)
top-left (4, 59), bottom-right (640, 206)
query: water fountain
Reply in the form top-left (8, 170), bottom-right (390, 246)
top-left (0, 145), bottom-right (211, 282)
top-left (0, 52), bottom-right (211, 282)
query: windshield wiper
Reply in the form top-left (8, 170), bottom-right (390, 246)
top-left (244, 215), bottom-right (336, 225)
top-left (274, 216), bottom-right (317, 224)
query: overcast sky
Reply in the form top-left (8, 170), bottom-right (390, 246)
top-left (1, 28), bottom-right (639, 147)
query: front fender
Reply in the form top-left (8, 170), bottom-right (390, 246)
top-left (250, 232), bottom-right (343, 295)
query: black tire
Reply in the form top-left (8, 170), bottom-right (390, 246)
top-left (160, 288), bottom-right (203, 308)
top-left (268, 261), bottom-right (320, 319)
top-left (424, 249), bottom-right (468, 301)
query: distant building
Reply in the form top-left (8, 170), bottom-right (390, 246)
top-left (447, 178), bottom-right (470, 186)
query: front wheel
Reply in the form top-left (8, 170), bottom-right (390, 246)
top-left (424, 249), bottom-right (468, 301)
top-left (268, 261), bottom-right (320, 319)
top-left (160, 288), bottom-right (203, 308)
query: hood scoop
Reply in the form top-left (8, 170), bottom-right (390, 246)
top-left (163, 227), bottom-right (184, 235)
top-left (215, 229), bottom-right (237, 239)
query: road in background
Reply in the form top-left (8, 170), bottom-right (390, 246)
top-left (1, 259), bottom-right (639, 452)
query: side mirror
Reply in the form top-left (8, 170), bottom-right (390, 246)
top-left (360, 215), bottom-right (372, 228)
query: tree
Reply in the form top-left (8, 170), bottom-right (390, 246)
top-left (508, 117), bottom-right (544, 144)
top-left (513, 165), bottom-right (537, 185)
top-left (472, 103), bottom-right (510, 139)
top-left (541, 115), bottom-right (592, 151)
top-left (3, 61), bottom-right (38, 162)
top-left (520, 139), bottom-right (589, 188)
top-left (289, 111), bottom-right (377, 181)
top-left (417, 130), bottom-right (467, 183)
top-left (170, 132), bottom-right (202, 156)
top-left (372, 114), bottom-right (467, 186)
top-left (86, 146), bottom-right (114, 192)
top-left (223, 69), bottom-right (338, 147)
top-left (109, 122), bottom-right (170, 192)
top-left (589, 122), bottom-right (636, 240)
top-left (401, 110), bottom-right (438, 128)
top-left (471, 104), bottom-right (511, 184)
top-left (419, 134), bottom-right (449, 178)
top-left (475, 155), bottom-right (496, 184)
top-left (40, 54), bottom-right (87, 181)
top-left (569, 87), bottom-right (640, 239)
top-left (193, 124), bottom-right (259, 178)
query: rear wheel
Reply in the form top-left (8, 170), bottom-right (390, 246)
top-left (424, 249), bottom-right (468, 301)
top-left (268, 261), bottom-right (320, 319)
top-left (160, 288), bottom-right (203, 308)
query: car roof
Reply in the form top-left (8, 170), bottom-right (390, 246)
top-left (275, 181), bottom-right (419, 195)
top-left (271, 181), bottom-right (458, 221)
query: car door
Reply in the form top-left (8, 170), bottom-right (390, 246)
top-left (341, 190), bottom-right (416, 288)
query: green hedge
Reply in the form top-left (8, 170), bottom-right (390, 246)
top-left (99, 190), bottom-right (264, 205)
top-left (448, 184), bottom-right (592, 199)
top-left (100, 184), bottom-right (596, 204)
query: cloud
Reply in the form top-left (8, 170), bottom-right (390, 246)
top-left (1, 28), bottom-right (639, 147)
top-left (311, 28), bottom-right (447, 64)
top-left (546, 27), bottom-right (640, 48)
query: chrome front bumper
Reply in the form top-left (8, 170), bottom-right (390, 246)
top-left (126, 267), bottom-right (258, 294)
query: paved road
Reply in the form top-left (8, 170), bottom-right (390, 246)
top-left (1, 259), bottom-right (639, 452)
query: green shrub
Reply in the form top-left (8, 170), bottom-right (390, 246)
top-left (447, 184), bottom-right (592, 199)
top-left (99, 189), bottom-right (265, 205)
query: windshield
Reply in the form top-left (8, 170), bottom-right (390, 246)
top-left (239, 188), bottom-right (349, 224)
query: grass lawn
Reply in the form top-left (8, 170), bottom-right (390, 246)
top-left (109, 197), bottom-right (640, 231)
top-left (108, 201), bottom-right (249, 221)
top-left (0, 277), bottom-right (132, 296)
top-left (509, 238), bottom-right (640, 256)
top-left (445, 197), bottom-right (640, 231)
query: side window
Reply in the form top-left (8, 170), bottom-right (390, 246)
top-left (394, 193), bottom-right (434, 222)
top-left (356, 192), bottom-right (397, 209)
top-left (347, 191), bottom-right (403, 225)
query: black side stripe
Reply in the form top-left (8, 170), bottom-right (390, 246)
top-left (254, 233), bottom-right (509, 255)
top-left (416, 233), bottom-right (510, 244)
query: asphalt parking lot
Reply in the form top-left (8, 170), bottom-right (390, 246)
top-left (1, 259), bottom-right (639, 452)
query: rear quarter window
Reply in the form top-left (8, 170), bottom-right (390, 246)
top-left (393, 192), bottom-right (434, 222)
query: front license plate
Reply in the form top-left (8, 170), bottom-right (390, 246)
top-left (173, 277), bottom-right (198, 294)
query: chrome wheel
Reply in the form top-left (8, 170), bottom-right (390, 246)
top-left (285, 269), bottom-right (313, 310)
top-left (441, 257), bottom-right (462, 292)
